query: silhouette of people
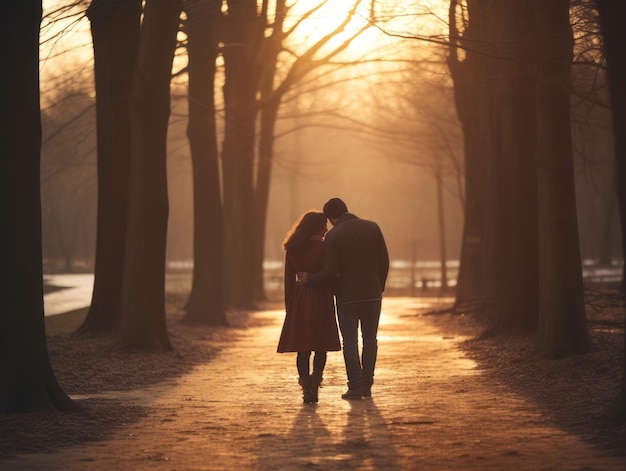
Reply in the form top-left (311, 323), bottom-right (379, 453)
top-left (277, 211), bottom-right (341, 404)
top-left (299, 198), bottom-right (389, 400)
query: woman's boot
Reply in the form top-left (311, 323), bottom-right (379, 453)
top-left (310, 373), bottom-right (323, 403)
top-left (299, 376), bottom-right (314, 404)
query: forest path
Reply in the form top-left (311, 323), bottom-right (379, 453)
top-left (4, 297), bottom-right (625, 470)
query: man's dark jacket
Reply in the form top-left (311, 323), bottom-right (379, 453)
top-left (308, 213), bottom-right (389, 305)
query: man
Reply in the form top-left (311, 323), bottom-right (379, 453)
top-left (300, 197), bottom-right (389, 400)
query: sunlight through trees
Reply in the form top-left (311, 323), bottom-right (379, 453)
top-left (0, 0), bottom-right (623, 418)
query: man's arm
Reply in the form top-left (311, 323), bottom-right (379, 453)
top-left (307, 234), bottom-right (340, 287)
top-left (378, 228), bottom-right (390, 291)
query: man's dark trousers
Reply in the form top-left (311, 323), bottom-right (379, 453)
top-left (337, 299), bottom-right (382, 393)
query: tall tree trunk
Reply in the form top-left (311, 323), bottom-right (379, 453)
top-left (448, 0), bottom-right (516, 323)
top-left (490, 0), bottom-right (539, 334)
top-left (450, 0), bottom-right (540, 335)
top-left (596, 0), bottom-right (626, 420)
top-left (0, 1), bottom-right (75, 412)
top-left (434, 167), bottom-right (448, 291)
top-left (250, 0), bottom-right (287, 303)
top-left (597, 193), bottom-right (616, 267)
top-left (532, 0), bottom-right (591, 357)
top-left (221, 0), bottom-right (264, 309)
top-left (252, 99), bottom-right (280, 301)
top-left (448, 0), bottom-right (491, 314)
top-left (182, 0), bottom-right (228, 325)
top-left (118, 0), bottom-right (182, 350)
top-left (78, 0), bottom-right (141, 335)
top-left (223, 0), bottom-right (361, 308)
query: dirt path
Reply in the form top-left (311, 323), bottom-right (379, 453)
top-left (3, 298), bottom-right (625, 470)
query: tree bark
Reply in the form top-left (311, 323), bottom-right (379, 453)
top-left (221, 0), bottom-right (264, 309)
top-left (230, 0), bottom-right (364, 306)
top-left (0, 1), bottom-right (75, 412)
top-left (250, 0), bottom-right (287, 303)
top-left (78, 0), bottom-right (141, 335)
top-left (118, 0), bottom-right (182, 350)
top-left (182, 0), bottom-right (228, 325)
top-left (597, 193), bottom-right (616, 267)
top-left (450, 1), bottom-right (550, 337)
top-left (435, 167), bottom-right (449, 291)
top-left (532, 0), bottom-right (591, 357)
top-left (595, 0), bottom-right (626, 420)
top-left (448, 0), bottom-right (491, 314)
top-left (252, 99), bottom-right (280, 301)
top-left (489, 0), bottom-right (539, 334)
top-left (449, 0), bottom-right (519, 324)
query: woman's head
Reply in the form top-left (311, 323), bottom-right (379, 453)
top-left (283, 211), bottom-right (327, 251)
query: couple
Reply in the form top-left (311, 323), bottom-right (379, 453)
top-left (277, 197), bottom-right (390, 404)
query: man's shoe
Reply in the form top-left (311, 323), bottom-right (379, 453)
top-left (341, 389), bottom-right (363, 400)
top-left (362, 387), bottom-right (372, 398)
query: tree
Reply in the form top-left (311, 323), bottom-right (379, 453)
top-left (249, 0), bottom-right (287, 302)
top-left (220, 0), bottom-right (266, 309)
top-left (532, 0), bottom-right (591, 357)
top-left (38, 88), bottom-right (97, 273)
top-left (569, 1), bottom-right (617, 269)
top-left (0, 1), bottom-right (75, 412)
top-left (448, 0), bottom-right (540, 334)
top-left (77, 0), bottom-right (142, 334)
top-left (250, 0), bottom-right (370, 302)
top-left (364, 59), bottom-right (465, 293)
top-left (448, 0), bottom-right (493, 316)
top-left (176, 0), bottom-right (370, 310)
top-left (595, 0), bottom-right (626, 421)
top-left (37, 67), bottom-right (102, 272)
top-left (448, 0), bottom-right (591, 355)
top-left (117, 0), bottom-right (183, 350)
top-left (181, 0), bottom-right (228, 325)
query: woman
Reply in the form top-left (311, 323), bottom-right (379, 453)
top-left (277, 211), bottom-right (340, 404)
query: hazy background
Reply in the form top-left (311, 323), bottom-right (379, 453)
top-left (38, 1), bottom-right (621, 283)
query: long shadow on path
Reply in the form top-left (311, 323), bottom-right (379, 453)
top-left (2, 297), bottom-right (626, 470)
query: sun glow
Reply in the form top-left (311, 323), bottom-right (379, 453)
top-left (284, 0), bottom-right (449, 62)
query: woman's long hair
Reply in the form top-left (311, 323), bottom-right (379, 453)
top-left (283, 211), bottom-right (327, 252)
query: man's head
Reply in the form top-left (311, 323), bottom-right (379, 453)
top-left (323, 198), bottom-right (348, 225)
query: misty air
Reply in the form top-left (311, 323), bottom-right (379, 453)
top-left (1, 1), bottom-right (625, 470)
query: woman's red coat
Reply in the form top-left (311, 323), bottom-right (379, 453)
top-left (277, 240), bottom-right (340, 353)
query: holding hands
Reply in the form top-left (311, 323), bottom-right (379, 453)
top-left (296, 272), bottom-right (309, 285)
